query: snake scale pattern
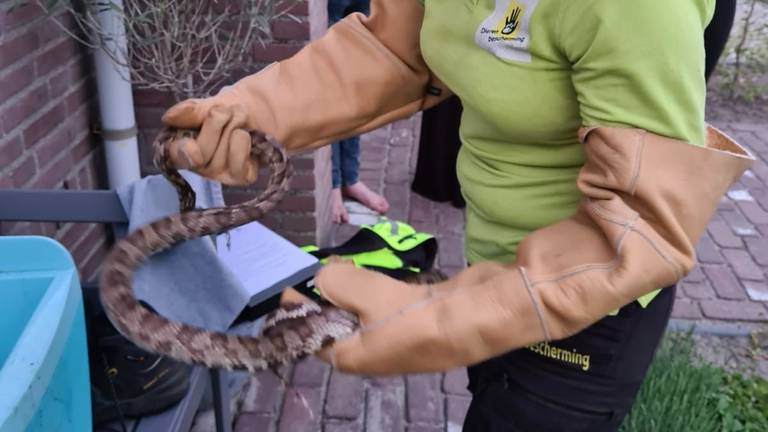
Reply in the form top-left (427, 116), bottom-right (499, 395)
top-left (98, 128), bottom-right (445, 372)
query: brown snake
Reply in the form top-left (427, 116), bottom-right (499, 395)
top-left (98, 128), bottom-right (445, 372)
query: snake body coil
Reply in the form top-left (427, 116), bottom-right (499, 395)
top-left (98, 128), bottom-right (444, 372)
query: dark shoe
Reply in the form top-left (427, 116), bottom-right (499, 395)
top-left (90, 333), bottom-right (191, 425)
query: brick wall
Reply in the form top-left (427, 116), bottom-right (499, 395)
top-left (0, 3), bottom-right (109, 282)
top-left (134, 0), bottom-right (334, 248)
top-left (1, 1), bottom-right (333, 285)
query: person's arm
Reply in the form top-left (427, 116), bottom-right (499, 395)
top-left (161, 0), bottom-right (449, 184)
top-left (308, 0), bottom-right (754, 375)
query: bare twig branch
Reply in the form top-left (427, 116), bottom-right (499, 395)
top-left (31, 0), bottom-right (289, 101)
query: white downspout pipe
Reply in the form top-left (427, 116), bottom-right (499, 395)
top-left (93, 0), bottom-right (141, 190)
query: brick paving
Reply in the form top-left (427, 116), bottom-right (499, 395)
top-left (232, 112), bottom-right (768, 431)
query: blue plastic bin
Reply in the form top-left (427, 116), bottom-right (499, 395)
top-left (0, 236), bottom-right (91, 432)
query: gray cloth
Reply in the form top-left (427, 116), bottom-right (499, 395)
top-left (116, 171), bottom-right (254, 332)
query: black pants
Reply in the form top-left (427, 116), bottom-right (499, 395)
top-left (462, 285), bottom-right (676, 432)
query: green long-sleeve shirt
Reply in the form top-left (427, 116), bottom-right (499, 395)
top-left (418, 0), bottom-right (714, 267)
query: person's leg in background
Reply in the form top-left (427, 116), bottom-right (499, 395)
top-left (327, 0), bottom-right (389, 224)
top-left (705, 0), bottom-right (737, 81)
top-left (339, 133), bottom-right (390, 217)
top-left (331, 142), bottom-right (350, 223)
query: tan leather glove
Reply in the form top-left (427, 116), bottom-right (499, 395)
top-left (160, 0), bottom-right (449, 185)
top-left (312, 126), bottom-right (753, 376)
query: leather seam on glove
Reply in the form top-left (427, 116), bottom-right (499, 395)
top-left (359, 290), bottom-right (453, 334)
top-left (627, 225), bottom-right (685, 280)
top-left (519, 266), bottom-right (551, 341)
top-left (587, 199), bottom-right (638, 226)
top-left (587, 198), bottom-right (683, 280)
top-left (627, 130), bottom-right (645, 194)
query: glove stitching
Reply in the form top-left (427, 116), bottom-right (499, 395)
top-left (627, 225), bottom-right (685, 281)
top-left (358, 291), bottom-right (454, 334)
top-left (627, 130), bottom-right (645, 195)
top-left (519, 266), bottom-right (551, 341)
top-left (586, 198), bottom-right (637, 226)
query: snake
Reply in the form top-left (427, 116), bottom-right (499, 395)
top-left (98, 128), bottom-right (446, 373)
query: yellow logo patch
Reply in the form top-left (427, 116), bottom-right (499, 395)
top-left (475, 0), bottom-right (539, 63)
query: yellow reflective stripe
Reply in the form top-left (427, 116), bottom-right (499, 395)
top-left (637, 288), bottom-right (661, 308)
top-left (364, 220), bottom-right (434, 252)
top-left (301, 245), bottom-right (320, 253)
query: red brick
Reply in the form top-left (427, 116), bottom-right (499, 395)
top-left (291, 173), bottom-right (315, 190)
top-left (695, 235), bottom-right (724, 264)
top-left (135, 106), bottom-right (167, 130)
top-left (253, 43), bottom-right (303, 63)
top-left (746, 238), bottom-right (768, 266)
top-left (683, 266), bottom-right (706, 283)
top-left (292, 158), bottom-right (315, 171)
top-left (671, 298), bottom-right (703, 319)
top-left (407, 374), bottom-right (444, 424)
top-left (744, 281), bottom-right (768, 302)
top-left (390, 128), bottom-right (414, 147)
top-left (408, 425), bottom-right (443, 432)
top-left (325, 371), bottom-right (365, 420)
top-left (290, 357), bottom-right (328, 388)
top-left (277, 195), bottom-right (315, 212)
top-left (323, 421), bottom-right (362, 432)
top-left (704, 265), bottom-right (746, 300)
top-left (285, 233), bottom-right (315, 247)
top-left (278, 1), bottom-right (309, 16)
top-left (24, 222), bottom-right (56, 236)
top-left (443, 369), bottom-right (470, 396)
top-left (32, 153), bottom-right (74, 188)
top-left (724, 247), bottom-right (765, 281)
top-left (0, 3), bottom-right (44, 32)
top-left (57, 223), bottom-right (90, 251)
top-left (1, 83), bottom-right (48, 135)
top-left (365, 386), bottom-right (405, 432)
top-left (0, 61), bottom-right (35, 100)
top-left (272, 19), bottom-right (310, 40)
top-left (707, 220), bottom-right (744, 248)
top-left (71, 133), bottom-right (98, 162)
top-left (63, 80), bottom-right (93, 113)
top-left (68, 224), bottom-right (102, 265)
top-left (438, 235), bottom-right (465, 268)
top-left (132, 89), bottom-right (176, 107)
top-left (245, 371), bottom-right (285, 415)
top-left (700, 299), bottom-right (768, 321)
top-left (682, 281), bottom-right (716, 300)
top-left (446, 396), bottom-right (471, 430)
top-left (283, 214), bottom-right (315, 231)
top-left (0, 31), bottom-right (39, 69)
top-left (234, 413), bottom-right (276, 432)
top-left (23, 103), bottom-right (67, 146)
top-left (33, 14), bottom-right (69, 45)
top-left (277, 386), bottom-right (322, 432)
top-left (48, 60), bottom-right (78, 98)
top-left (11, 156), bottom-right (36, 187)
top-left (0, 135), bottom-right (24, 167)
top-left (738, 201), bottom-right (768, 225)
top-left (721, 209), bottom-right (758, 236)
top-left (34, 38), bottom-right (77, 78)
top-left (80, 239), bottom-right (108, 282)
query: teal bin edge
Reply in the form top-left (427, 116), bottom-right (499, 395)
top-left (0, 236), bottom-right (76, 273)
top-left (0, 236), bottom-right (92, 432)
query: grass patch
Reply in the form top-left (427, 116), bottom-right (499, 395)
top-left (620, 331), bottom-right (768, 432)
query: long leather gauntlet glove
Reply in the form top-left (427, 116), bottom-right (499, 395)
top-left (313, 126), bottom-right (754, 375)
top-left (160, 0), bottom-right (448, 184)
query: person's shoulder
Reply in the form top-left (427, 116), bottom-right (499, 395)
top-left (562, 0), bottom-right (714, 29)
